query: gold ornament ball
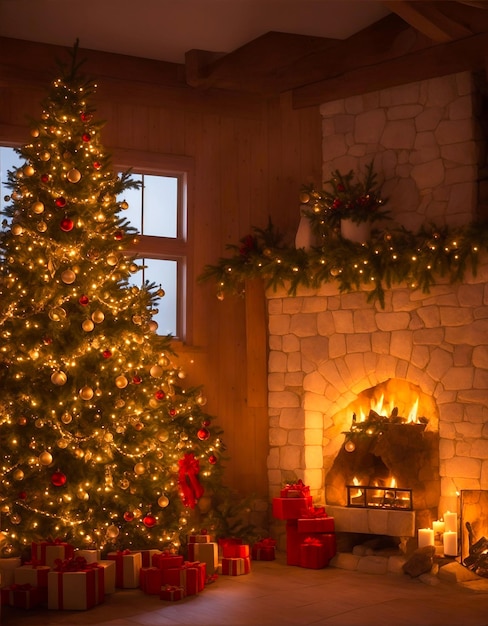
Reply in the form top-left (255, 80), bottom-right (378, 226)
top-left (23, 165), bottom-right (35, 177)
top-left (79, 385), bottom-right (94, 401)
top-left (13, 469), bottom-right (24, 481)
top-left (49, 307), bottom-right (66, 321)
top-left (92, 310), bottom-right (105, 324)
top-left (129, 264), bottom-right (138, 273)
top-left (115, 375), bottom-right (128, 389)
top-left (32, 201), bottom-right (44, 214)
top-left (67, 168), bottom-right (81, 183)
top-left (37, 221), bottom-right (47, 233)
top-left (120, 201), bottom-right (129, 210)
top-left (17, 417), bottom-right (27, 426)
top-left (157, 429), bottom-right (169, 442)
top-left (51, 370), bottom-right (67, 386)
top-left (57, 438), bottom-right (69, 449)
top-left (31, 128), bottom-right (40, 137)
top-left (40, 151), bottom-right (51, 161)
top-left (299, 191), bottom-right (311, 204)
top-left (150, 364), bottom-right (163, 378)
top-left (345, 440), bottom-right (356, 453)
top-left (132, 315), bottom-right (142, 325)
top-left (196, 395), bottom-right (207, 406)
top-left (10, 514), bottom-right (21, 525)
top-left (158, 356), bottom-right (170, 368)
top-left (82, 319), bottom-right (95, 332)
top-left (29, 349), bottom-right (39, 360)
top-left (157, 288), bottom-right (165, 297)
top-left (12, 224), bottom-right (23, 236)
top-left (148, 320), bottom-right (158, 333)
top-left (77, 490), bottom-right (89, 501)
top-left (157, 495), bottom-right (169, 508)
top-left (39, 451), bottom-right (53, 466)
top-left (61, 269), bottom-right (76, 284)
top-left (134, 463), bottom-right (145, 475)
top-left (73, 448), bottom-right (84, 459)
top-left (106, 253), bottom-right (118, 266)
top-left (106, 524), bottom-right (119, 538)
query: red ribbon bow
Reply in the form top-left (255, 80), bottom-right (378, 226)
top-left (53, 556), bottom-right (88, 572)
top-left (10, 583), bottom-right (33, 591)
top-left (303, 537), bottom-right (323, 546)
top-left (257, 538), bottom-right (276, 547)
top-left (178, 453), bottom-right (204, 509)
top-left (302, 506), bottom-right (327, 519)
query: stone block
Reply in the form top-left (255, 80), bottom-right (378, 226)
top-left (330, 552), bottom-right (360, 571)
top-left (438, 561), bottom-right (480, 583)
top-left (387, 555), bottom-right (406, 574)
top-left (357, 556), bottom-right (388, 575)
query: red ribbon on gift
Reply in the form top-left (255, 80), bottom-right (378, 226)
top-left (25, 557), bottom-right (41, 568)
top-left (282, 479), bottom-right (310, 496)
top-left (301, 506), bottom-right (327, 519)
top-left (303, 537), bottom-right (323, 546)
top-left (178, 453), bottom-right (204, 509)
top-left (53, 556), bottom-right (88, 572)
top-left (9, 583), bottom-right (33, 591)
top-left (255, 538), bottom-right (276, 547)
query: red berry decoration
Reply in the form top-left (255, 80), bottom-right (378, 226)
top-left (114, 230), bottom-right (123, 240)
top-left (143, 513), bottom-right (157, 528)
top-left (169, 408), bottom-right (176, 417)
top-left (102, 349), bottom-right (112, 359)
top-left (155, 390), bottom-right (166, 400)
top-left (51, 470), bottom-right (67, 487)
top-left (80, 112), bottom-right (93, 122)
top-left (93, 161), bottom-right (101, 170)
top-left (82, 132), bottom-right (91, 142)
top-left (197, 427), bottom-right (210, 441)
top-left (41, 173), bottom-right (50, 183)
top-left (43, 336), bottom-right (53, 345)
top-left (208, 455), bottom-right (218, 465)
top-left (123, 511), bottom-right (134, 522)
top-left (202, 419), bottom-right (211, 427)
top-left (60, 217), bottom-right (74, 232)
top-left (79, 295), bottom-right (89, 306)
top-left (55, 197), bottom-right (66, 208)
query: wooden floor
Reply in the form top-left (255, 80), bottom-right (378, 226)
top-left (2, 553), bottom-right (488, 626)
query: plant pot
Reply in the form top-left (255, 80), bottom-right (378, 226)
top-left (340, 219), bottom-right (371, 243)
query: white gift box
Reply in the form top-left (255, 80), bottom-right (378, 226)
top-left (188, 542), bottom-right (218, 575)
top-left (74, 549), bottom-right (101, 564)
top-left (96, 560), bottom-right (116, 594)
top-left (107, 551), bottom-right (142, 588)
top-left (48, 569), bottom-right (101, 611)
top-left (14, 564), bottom-right (51, 588)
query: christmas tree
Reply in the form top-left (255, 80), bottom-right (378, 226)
top-left (0, 43), bottom-right (227, 557)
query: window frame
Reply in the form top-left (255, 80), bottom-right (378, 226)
top-left (112, 148), bottom-right (194, 344)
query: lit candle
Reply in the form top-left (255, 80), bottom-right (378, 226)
top-left (443, 530), bottom-right (458, 556)
top-left (444, 511), bottom-right (457, 533)
top-left (433, 520), bottom-right (445, 538)
top-left (418, 528), bottom-right (435, 548)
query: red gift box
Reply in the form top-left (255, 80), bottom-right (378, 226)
top-left (160, 584), bottom-right (185, 601)
top-left (280, 480), bottom-right (310, 498)
top-left (221, 557), bottom-right (246, 576)
top-left (31, 539), bottom-right (74, 568)
top-left (297, 517), bottom-right (335, 534)
top-left (184, 561), bottom-right (206, 595)
top-left (152, 552), bottom-right (184, 570)
top-left (14, 564), bottom-right (50, 588)
top-left (272, 496), bottom-right (313, 520)
top-left (140, 567), bottom-right (163, 595)
top-left (139, 550), bottom-right (162, 567)
top-left (222, 543), bottom-right (250, 558)
top-left (107, 550), bottom-right (142, 588)
top-left (1, 584), bottom-right (44, 609)
top-left (285, 519), bottom-right (308, 566)
top-left (321, 533), bottom-right (337, 560)
top-left (162, 566), bottom-right (187, 588)
top-left (300, 537), bottom-right (328, 569)
top-left (251, 538), bottom-right (276, 561)
top-left (218, 537), bottom-right (242, 553)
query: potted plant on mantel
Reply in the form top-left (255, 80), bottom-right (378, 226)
top-left (300, 161), bottom-right (390, 244)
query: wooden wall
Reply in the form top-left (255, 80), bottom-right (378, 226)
top-left (0, 37), bottom-right (322, 500)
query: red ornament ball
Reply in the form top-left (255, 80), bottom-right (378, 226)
top-left (197, 428), bottom-right (210, 441)
top-left (80, 112), bottom-right (93, 122)
top-left (114, 230), bottom-right (124, 240)
top-left (60, 217), bottom-right (74, 232)
top-left (51, 470), bottom-right (67, 487)
top-left (132, 375), bottom-right (142, 385)
top-left (169, 408), bottom-right (176, 417)
top-left (123, 511), bottom-right (134, 522)
top-left (102, 349), bottom-right (112, 359)
top-left (143, 514), bottom-right (157, 528)
top-left (93, 161), bottom-right (101, 170)
top-left (55, 197), bottom-right (66, 208)
top-left (43, 336), bottom-right (53, 345)
top-left (79, 295), bottom-right (89, 306)
top-left (155, 390), bottom-right (166, 400)
top-left (82, 132), bottom-right (91, 142)
top-left (208, 455), bottom-right (218, 465)
top-left (18, 491), bottom-right (27, 500)
top-left (41, 173), bottom-right (50, 183)
top-left (202, 419), bottom-right (211, 427)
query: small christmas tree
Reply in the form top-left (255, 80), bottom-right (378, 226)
top-left (0, 43), bottom-right (227, 556)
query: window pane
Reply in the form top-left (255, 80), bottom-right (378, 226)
top-left (0, 147), bottom-right (23, 221)
top-left (120, 173), bottom-right (142, 232)
top-left (143, 175), bottom-right (178, 238)
top-left (130, 258), bottom-right (177, 337)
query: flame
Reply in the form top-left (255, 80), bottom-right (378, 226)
top-left (407, 397), bottom-right (419, 423)
top-left (390, 476), bottom-right (397, 488)
top-left (357, 393), bottom-right (421, 424)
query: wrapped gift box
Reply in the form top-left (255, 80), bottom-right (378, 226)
top-left (73, 549), bottom-right (101, 564)
top-left (97, 560), bottom-right (116, 594)
top-left (187, 542), bottom-right (218, 575)
top-left (222, 543), bottom-right (250, 559)
top-left (184, 561), bottom-right (206, 595)
top-left (297, 517), bottom-right (335, 534)
top-left (217, 537), bottom-right (242, 555)
top-left (139, 549), bottom-right (162, 568)
top-left (272, 497), bottom-right (313, 520)
top-left (0, 558), bottom-right (22, 588)
top-left (221, 557), bottom-right (246, 576)
top-left (14, 565), bottom-right (50, 588)
top-left (48, 569), bottom-right (100, 610)
top-left (152, 552), bottom-right (184, 570)
top-left (251, 539), bottom-right (276, 561)
top-left (107, 550), bottom-right (142, 588)
top-left (321, 533), bottom-right (337, 560)
top-left (32, 540), bottom-right (74, 568)
top-left (285, 520), bottom-right (307, 566)
top-left (188, 530), bottom-right (211, 544)
top-left (160, 584), bottom-right (185, 601)
top-left (162, 566), bottom-right (187, 589)
top-left (280, 480), bottom-right (310, 498)
top-left (300, 538), bottom-right (329, 569)
top-left (1, 584), bottom-right (44, 609)
top-left (140, 567), bottom-right (163, 595)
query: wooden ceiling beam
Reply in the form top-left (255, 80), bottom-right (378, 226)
top-left (292, 28), bottom-right (488, 109)
top-left (383, 1), bottom-right (473, 42)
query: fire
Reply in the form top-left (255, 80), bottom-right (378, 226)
top-left (356, 393), bottom-right (421, 424)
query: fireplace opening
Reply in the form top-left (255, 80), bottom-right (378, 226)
top-left (324, 379), bottom-right (440, 531)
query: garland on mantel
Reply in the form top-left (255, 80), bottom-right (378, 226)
top-left (198, 167), bottom-right (488, 308)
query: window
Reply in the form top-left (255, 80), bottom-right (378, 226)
top-left (0, 145), bottom-right (193, 342)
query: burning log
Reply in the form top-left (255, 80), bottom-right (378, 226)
top-left (463, 522), bottom-right (488, 577)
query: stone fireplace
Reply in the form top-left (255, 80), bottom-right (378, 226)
top-left (267, 70), bottom-right (488, 548)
